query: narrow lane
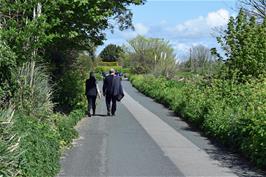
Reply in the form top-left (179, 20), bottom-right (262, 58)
top-left (58, 88), bottom-right (182, 176)
top-left (58, 81), bottom-right (264, 177)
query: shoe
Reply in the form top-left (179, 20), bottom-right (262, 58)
top-left (88, 113), bottom-right (91, 117)
top-left (107, 112), bottom-right (111, 116)
top-left (111, 112), bottom-right (115, 116)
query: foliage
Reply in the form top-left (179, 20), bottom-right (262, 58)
top-left (0, 39), bottom-right (17, 106)
top-left (99, 44), bottom-right (124, 62)
top-left (0, 108), bottom-right (21, 177)
top-left (98, 61), bottom-right (119, 66)
top-left (53, 52), bottom-right (93, 112)
top-left (130, 75), bottom-right (266, 168)
top-left (95, 66), bottom-right (123, 73)
top-left (125, 35), bottom-right (177, 78)
top-left (14, 114), bottom-right (60, 177)
top-left (11, 108), bottom-right (84, 177)
top-left (216, 9), bottom-right (266, 81)
top-left (0, 0), bottom-right (146, 61)
top-left (53, 110), bottom-right (84, 148)
top-left (12, 62), bottom-right (53, 119)
top-left (181, 45), bottom-right (221, 75)
top-left (0, 60), bottom-right (85, 176)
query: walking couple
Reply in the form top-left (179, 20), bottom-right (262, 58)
top-left (85, 68), bottom-right (124, 117)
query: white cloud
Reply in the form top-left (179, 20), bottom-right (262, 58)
top-left (174, 43), bottom-right (190, 53)
top-left (120, 23), bottom-right (149, 39)
top-left (207, 9), bottom-right (230, 27)
top-left (135, 23), bottom-right (149, 35)
top-left (169, 9), bottom-right (230, 37)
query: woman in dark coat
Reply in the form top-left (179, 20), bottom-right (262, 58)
top-left (85, 72), bottom-right (100, 117)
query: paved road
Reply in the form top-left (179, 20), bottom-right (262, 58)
top-left (58, 81), bottom-right (264, 177)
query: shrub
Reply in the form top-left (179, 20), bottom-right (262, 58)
top-left (0, 108), bottom-right (21, 177)
top-left (95, 66), bottom-right (122, 73)
top-left (14, 114), bottom-right (60, 177)
top-left (53, 110), bottom-right (84, 148)
top-left (98, 61), bottom-right (119, 66)
top-left (12, 62), bottom-right (53, 119)
top-left (54, 69), bottom-right (86, 113)
top-left (130, 75), bottom-right (266, 168)
top-left (12, 108), bottom-right (84, 177)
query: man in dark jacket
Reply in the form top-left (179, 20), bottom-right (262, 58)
top-left (103, 68), bottom-right (123, 116)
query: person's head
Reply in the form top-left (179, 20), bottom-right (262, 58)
top-left (89, 72), bottom-right (95, 79)
top-left (109, 68), bottom-right (115, 75)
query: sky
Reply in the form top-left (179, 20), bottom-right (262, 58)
top-left (97, 0), bottom-right (239, 60)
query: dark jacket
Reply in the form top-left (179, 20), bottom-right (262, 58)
top-left (85, 78), bottom-right (97, 96)
top-left (103, 75), bottom-right (123, 96)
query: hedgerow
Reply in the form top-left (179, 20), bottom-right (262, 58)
top-left (130, 75), bottom-right (266, 168)
top-left (0, 62), bottom-right (85, 177)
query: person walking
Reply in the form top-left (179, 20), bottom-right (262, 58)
top-left (103, 68), bottom-right (124, 116)
top-left (85, 72), bottom-right (101, 117)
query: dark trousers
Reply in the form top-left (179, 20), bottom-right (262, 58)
top-left (105, 95), bottom-right (117, 114)
top-left (87, 96), bottom-right (96, 114)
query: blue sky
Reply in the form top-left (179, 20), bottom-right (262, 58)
top-left (98, 0), bottom-right (238, 59)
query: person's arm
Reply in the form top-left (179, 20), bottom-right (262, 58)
top-left (102, 77), bottom-right (107, 96)
top-left (85, 80), bottom-right (88, 95)
top-left (96, 83), bottom-right (101, 98)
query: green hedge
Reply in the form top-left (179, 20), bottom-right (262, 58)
top-left (95, 66), bottom-right (122, 73)
top-left (98, 61), bottom-right (119, 66)
top-left (130, 75), bottom-right (266, 168)
top-left (12, 109), bottom-right (84, 177)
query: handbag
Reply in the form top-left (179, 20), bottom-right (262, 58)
top-left (116, 92), bottom-right (124, 101)
top-left (116, 80), bottom-right (124, 102)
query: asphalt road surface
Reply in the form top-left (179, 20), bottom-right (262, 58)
top-left (58, 81), bottom-right (264, 177)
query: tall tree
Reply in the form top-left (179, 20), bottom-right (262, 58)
top-left (125, 35), bottom-right (177, 78)
top-left (99, 44), bottom-right (124, 62)
top-left (216, 9), bottom-right (266, 80)
top-left (0, 0), bottom-right (146, 63)
top-left (186, 45), bottom-right (213, 73)
top-left (240, 0), bottom-right (266, 21)
top-left (0, 0), bottom-right (146, 111)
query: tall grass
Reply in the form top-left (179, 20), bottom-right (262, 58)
top-left (13, 62), bottom-right (53, 119)
top-left (0, 107), bottom-right (20, 177)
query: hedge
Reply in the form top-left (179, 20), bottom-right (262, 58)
top-left (12, 109), bottom-right (84, 177)
top-left (130, 75), bottom-right (266, 168)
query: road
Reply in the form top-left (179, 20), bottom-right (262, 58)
top-left (58, 81), bottom-right (264, 177)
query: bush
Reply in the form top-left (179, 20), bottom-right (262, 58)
top-left (54, 69), bottom-right (86, 113)
top-left (12, 62), bottom-right (53, 119)
top-left (53, 110), bottom-right (84, 148)
top-left (95, 66), bottom-right (122, 73)
top-left (0, 108), bottom-right (21, 177)
top-left (12, 108), bottom-right (84, 177)
top-left (98, 61), bottom-right (119, 66)
top-left (14, 114), bottom-right (60, 177)
top-left (130, 75), bottom-right (266, 168)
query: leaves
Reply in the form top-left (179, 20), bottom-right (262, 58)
top-left (131, 75), bottom-right (266, 168)
top-left (217, 9), bottom-right (266, 81)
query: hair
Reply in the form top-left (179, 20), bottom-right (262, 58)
top-left (88, 71), bottom-right (96, 85)
top-left (109, 68), bottom-right (115, 74)
top-left (89, 71), bottom-right (95, 78)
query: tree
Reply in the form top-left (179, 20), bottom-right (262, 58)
top-left (216, 9), bottom-right (266, 80)
top-left (240, 0), bottom-right (266, 21)
top-left (99, 44), bottom-right (124, 62)
top-left (0, 0), bottom-right (146, 63)
top-left (0, 0), bottom-right (146, 111)
top-left (125, 35), bottom-right (177, 78)
top-left (185, 45), bottom-right (214, 74)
